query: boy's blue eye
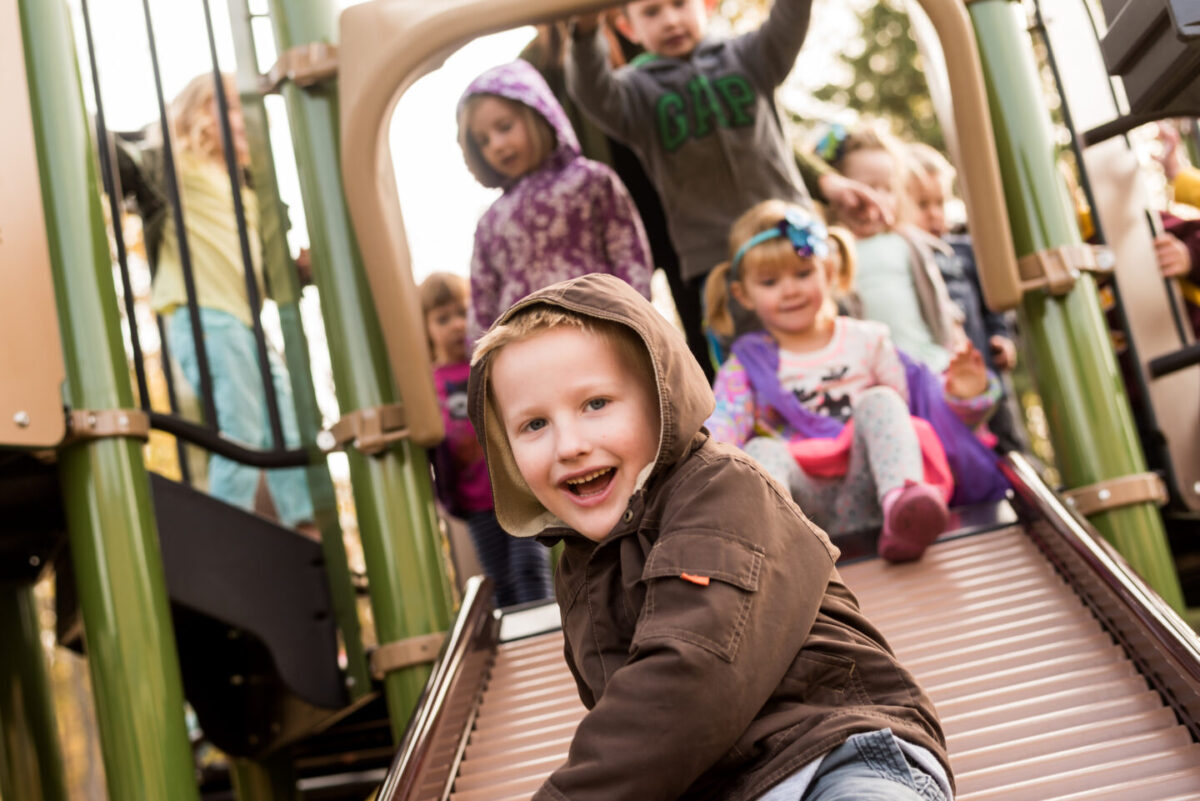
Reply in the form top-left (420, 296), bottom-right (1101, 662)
top-left (524, 418), bottom-right (546, 433)
top-left (586, 398), bottom-right (608, 411)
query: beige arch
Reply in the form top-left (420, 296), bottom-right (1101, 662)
top-left (340, 0), bottom-right (1022, 442)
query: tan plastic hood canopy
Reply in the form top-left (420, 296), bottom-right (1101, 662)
top-left (338, 0), bottom-right (1022, 448)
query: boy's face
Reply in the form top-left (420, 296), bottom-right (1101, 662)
top-left (470, 96), bottom-right (539, 180)
top-left (426, 301), bottom-right (468, 365)
top-left (908, 169), bottom-right (947, 238)
top-left (621, 0), bottom-right (708, 60)
top-left (490, 326), bottom-right (659, 542)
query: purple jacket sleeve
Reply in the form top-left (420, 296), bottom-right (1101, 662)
top-left (706, 356), bottom-right (757, 446)
top-left (467, 225), bottom-right (499, 346)
top-left (596, 168), bottom-right (653, 298)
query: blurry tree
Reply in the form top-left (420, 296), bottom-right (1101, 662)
top-left (811, 0), bottom-right (943, 150)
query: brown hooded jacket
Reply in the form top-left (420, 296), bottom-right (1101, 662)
top-left (467, 274), bottom-right (949, 801)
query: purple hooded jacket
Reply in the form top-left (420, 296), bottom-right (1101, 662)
top-left (458, 61), bottom-right (653, 342)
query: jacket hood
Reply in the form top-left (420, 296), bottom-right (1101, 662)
top-left (468, 274), bottom-right (714, 538)
top-left (456, 60), bottom-right (580, 189)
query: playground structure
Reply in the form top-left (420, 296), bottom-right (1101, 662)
top-left (1, 0), bottom-right (1200, 800)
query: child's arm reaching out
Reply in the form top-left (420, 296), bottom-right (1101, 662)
top-left (943, 341), bottom-right (999, 428)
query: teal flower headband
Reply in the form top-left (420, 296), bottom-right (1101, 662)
top-left (730, 208), bottom-right (829, 280)
top-left (814, 122), bottom-right (849, 165)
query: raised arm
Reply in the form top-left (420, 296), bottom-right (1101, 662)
top-left (565, 21), bottom-right (639, 143)
top-left (732, 0), bottom-right (817, 90)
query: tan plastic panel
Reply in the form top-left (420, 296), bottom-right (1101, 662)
top-left (906, 0), bottom-right (1022, 311)
top-left (0, 0), bottom-right (66, 448)
top-left (1037, 0), bottom-right (1200, 511)
top-left (338, 0), bottom-right (1021, 446)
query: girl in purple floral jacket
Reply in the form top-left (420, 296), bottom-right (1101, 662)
top-left (458, 60), bottom-right (653, 343)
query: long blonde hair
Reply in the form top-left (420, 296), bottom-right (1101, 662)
top-left (704, 200), bottom-right (837, 338)
top-left (157, 72), bottom-right (242, 164)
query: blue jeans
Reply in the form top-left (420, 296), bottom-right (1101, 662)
top-left (167, 307), bottom-right (314, 526)
top-left (762, 729), bottom-right (950, 801)
top-left (466, 511), bottom-right (553, 608)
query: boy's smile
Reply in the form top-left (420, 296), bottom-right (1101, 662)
top-left (491, 325), bottom-right (660, 542)
top-left (621, 0), bottom-right (708, 60)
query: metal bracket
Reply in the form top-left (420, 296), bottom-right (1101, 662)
top-left (1063, 472), bottom-right (1168, 517)
top-left (63, 408), bottom-right (151, 446)
top-left (321, 403), bottom-right (407, 456)
top-left (260, 41), bottom-right (338, 95)
top-left (369, 631), bottom-right (446, 679)
top-left (1017, 244), bottom-right (1110, 297)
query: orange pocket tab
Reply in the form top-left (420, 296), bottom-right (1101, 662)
top-left (680, 573), bottom-right (710, 586)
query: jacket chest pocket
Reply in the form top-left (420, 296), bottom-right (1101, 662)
top-left (634, 533), bottom-right (764, 663)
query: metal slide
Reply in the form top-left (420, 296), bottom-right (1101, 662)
top-left (376, 454), bottom-right (1200, 801)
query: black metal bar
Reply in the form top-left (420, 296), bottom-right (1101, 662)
top-left (1082, 108), bottom-right (1200, 147)
top-left (1147, 341), bottom-right (1200, 378)
top-left (79, 0), bottom-right (152, 413)
top-left (149, 412), bottom-right (313, 468)
top-left (140, 0), bottom-right (220, 432)
top-left (200, 0), bottom-right (288, 452)
top-left (156, 317), bottom-right (192, 486)
top-left (1003, 453), bottom-right (1200, 740)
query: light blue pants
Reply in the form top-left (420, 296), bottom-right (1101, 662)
top-left (761, 729), bottom-right (951, 801)
top-left (167, 307), bottom-right (314, 527)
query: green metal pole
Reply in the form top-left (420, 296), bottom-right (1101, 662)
top-left (18, 1), bottom-right (201, 798)
top-left (229, 755), bottom-right (300, 801)
top-left (0, 583), bottom-right (69, 801)
top-left (225, 0), bottom-right (370, 699)
top-left (970, 0), bottom-right (1185, 611)
top-left (264, 0), bottom-right (453, 740)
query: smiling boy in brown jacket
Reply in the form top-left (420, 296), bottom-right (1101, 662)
top-left (468, 274), bottom-right (952, 800)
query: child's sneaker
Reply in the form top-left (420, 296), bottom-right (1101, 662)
top-left (877, 480), bottom-right (949, 563)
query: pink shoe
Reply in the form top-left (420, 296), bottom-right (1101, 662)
top-left (877, 481), bottom-right (949, 563)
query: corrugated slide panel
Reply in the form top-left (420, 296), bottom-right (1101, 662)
top-left (444, 526), bottom-right (1200, 800)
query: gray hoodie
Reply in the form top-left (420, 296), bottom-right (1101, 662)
top-left (566, 1), bottom-right (816, 281)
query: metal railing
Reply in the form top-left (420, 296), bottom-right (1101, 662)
top-left (78, 0), bottom-right (313, 479)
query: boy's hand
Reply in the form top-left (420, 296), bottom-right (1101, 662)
top-left (1154, 232), bottom-right (1192, 278)
top-left (989, 335), bottom-right (1017, 372)
top-left (818, 173), bottom-right (893, 235)
top-left (944, 341), bottom-right (988, 400)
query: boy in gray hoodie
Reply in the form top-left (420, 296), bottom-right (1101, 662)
top-left (567, 0), bottom-right (883, 363)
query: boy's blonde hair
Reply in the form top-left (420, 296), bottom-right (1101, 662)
top-left (473, 305), bottom-right (651, 384)
top-left (161, 72), bottom-right (242, 163)
top-left (704, 200), bottom-right (836, 338)
top-left (459, 94), bottom-right (556, 182)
